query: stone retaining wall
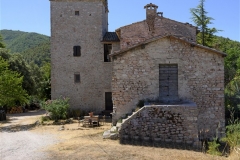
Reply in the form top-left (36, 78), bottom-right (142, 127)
top-left (119, 104), bottom-right (199, 146)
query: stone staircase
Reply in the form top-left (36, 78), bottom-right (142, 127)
top-left (103, 110), bottom-right (138, 139)
top-left (104, 104), bottom-right (200, 147)
top-left (115, 111), bottom-right (137, 131)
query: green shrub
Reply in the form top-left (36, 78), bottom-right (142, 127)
top-left (41, 97), bottom-right (70, 122)
top-left (221, 106), bottom-right (240, 154)
top-left (40, 116), bottom-right (50, 124)
top-left (221, 123), bottom-right (240, 152)
top-left (207, 138), bottom-right (222, 156)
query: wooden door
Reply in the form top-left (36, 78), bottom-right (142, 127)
top-left (105, 92), bottom-right (113, 111)
top-left (159, 64), bottom-right (178, 101)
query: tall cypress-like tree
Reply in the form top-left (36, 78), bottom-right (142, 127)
top-left (190, 0), bottom-right (219, 47)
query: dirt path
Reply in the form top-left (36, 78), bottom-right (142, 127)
top-left (0, 110), bottom-right (60, 160)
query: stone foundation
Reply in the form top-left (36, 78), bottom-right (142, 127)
top-left (119, 103), bottom-right (200, 146)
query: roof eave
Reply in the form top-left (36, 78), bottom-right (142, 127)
top-left (110, 35), bottom-right (227, 57)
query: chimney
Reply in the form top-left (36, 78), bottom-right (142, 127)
top-left (144, 3), bottom-right (158, 18)
top-left (144, 3), bottom-right (158, 31)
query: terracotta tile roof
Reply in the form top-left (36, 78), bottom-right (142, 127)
top-left (102, 32), bottom-right (120, 42)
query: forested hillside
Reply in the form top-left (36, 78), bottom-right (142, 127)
top-left (1, 29), bottom-right (49, 53)
top-left (0, 30), bottom-right (51, 104)
top-left (0, 30), bottom-right (50, 66)
top-left (21, 41), bottom-right (50, 66)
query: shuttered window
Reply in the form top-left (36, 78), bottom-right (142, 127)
top-left (74, 73), bottom-right (80, 83)
top-left (73, 46), bottom-right (81, 57)
top-left (159, 64), bottom-right (178, 101)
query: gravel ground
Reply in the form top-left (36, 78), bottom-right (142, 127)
top-left (0, 110), bottom-right (59, 160)
top-left (0, 131), bottom-right (59, 160)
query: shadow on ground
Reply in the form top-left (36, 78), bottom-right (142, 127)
top-left (0, 121), bottom-right (39, 133)
top-left (6, 109), bottom-right (46, 117)
top-left (0, 109), bottom-right (44, 132)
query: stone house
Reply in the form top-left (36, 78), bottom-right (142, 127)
top-left (50, 0), bottom-right (225, 144)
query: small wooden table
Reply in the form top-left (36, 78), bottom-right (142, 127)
top-left (83, 116), bottom-right (99, 127)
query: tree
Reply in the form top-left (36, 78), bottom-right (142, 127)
top-left (0, 57), bottom-right (28, 107)
top-left (8, 54), bottom-right (35, 95)
top-left (28, 62), bottom-right (51, 100)
top-left (190, 0), bottom-right (219, 47)
top-left (40, 62), bottom-right (51, 100)
top-left (0, 34), bottom-right (5, 48)
top-left (0, 49), bottom-right (51, 100)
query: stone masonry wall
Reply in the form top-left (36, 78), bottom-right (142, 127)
top-left (112, 37), bottom-right (225, 138)
top-left (119, 104), bottom-right (199, 146)
top-left (118, 16), bottom-right (197, 50)
top-left (51, 0), bottom-right (112, 113)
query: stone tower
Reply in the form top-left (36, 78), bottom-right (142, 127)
top-left (50, 0), bottom-right (113, 113)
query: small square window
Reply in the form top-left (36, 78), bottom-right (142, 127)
top-left (73, 46), bottom-right (81, 57)
top-left (74, 73), bottom-right (80, 83)
top-left (75, 11), bottom-right (79, 16)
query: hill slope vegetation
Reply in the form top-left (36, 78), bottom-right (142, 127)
top-left (1, 30), bottom-right (50, 66)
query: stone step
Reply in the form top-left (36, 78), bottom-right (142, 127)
top-left (122, 119), bottom-right (127, 123)
top-left (103, 130), bottom-right (111, 138)
top-left (116, 122), bottom-right (122, 131)
top-left (121, 111), bottom-right (137, 125)
top-left (116, 122), bottom-right (122, 128)
top-left (110, 126), bottom-right (117, 133)
top-left (103, 130), bottom-right (118, 140)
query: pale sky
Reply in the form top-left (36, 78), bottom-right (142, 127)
top-left (1, 0), bottom-right (239, 42)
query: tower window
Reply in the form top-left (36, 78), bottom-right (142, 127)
top-left (104, 44), bottom-right (112, 62)
top-left (74, 73), bottom-right (80, 83)
top-left (73, 46), bottom-right (81, 57)
top-left (75, 11), bottom-right (79, 16)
